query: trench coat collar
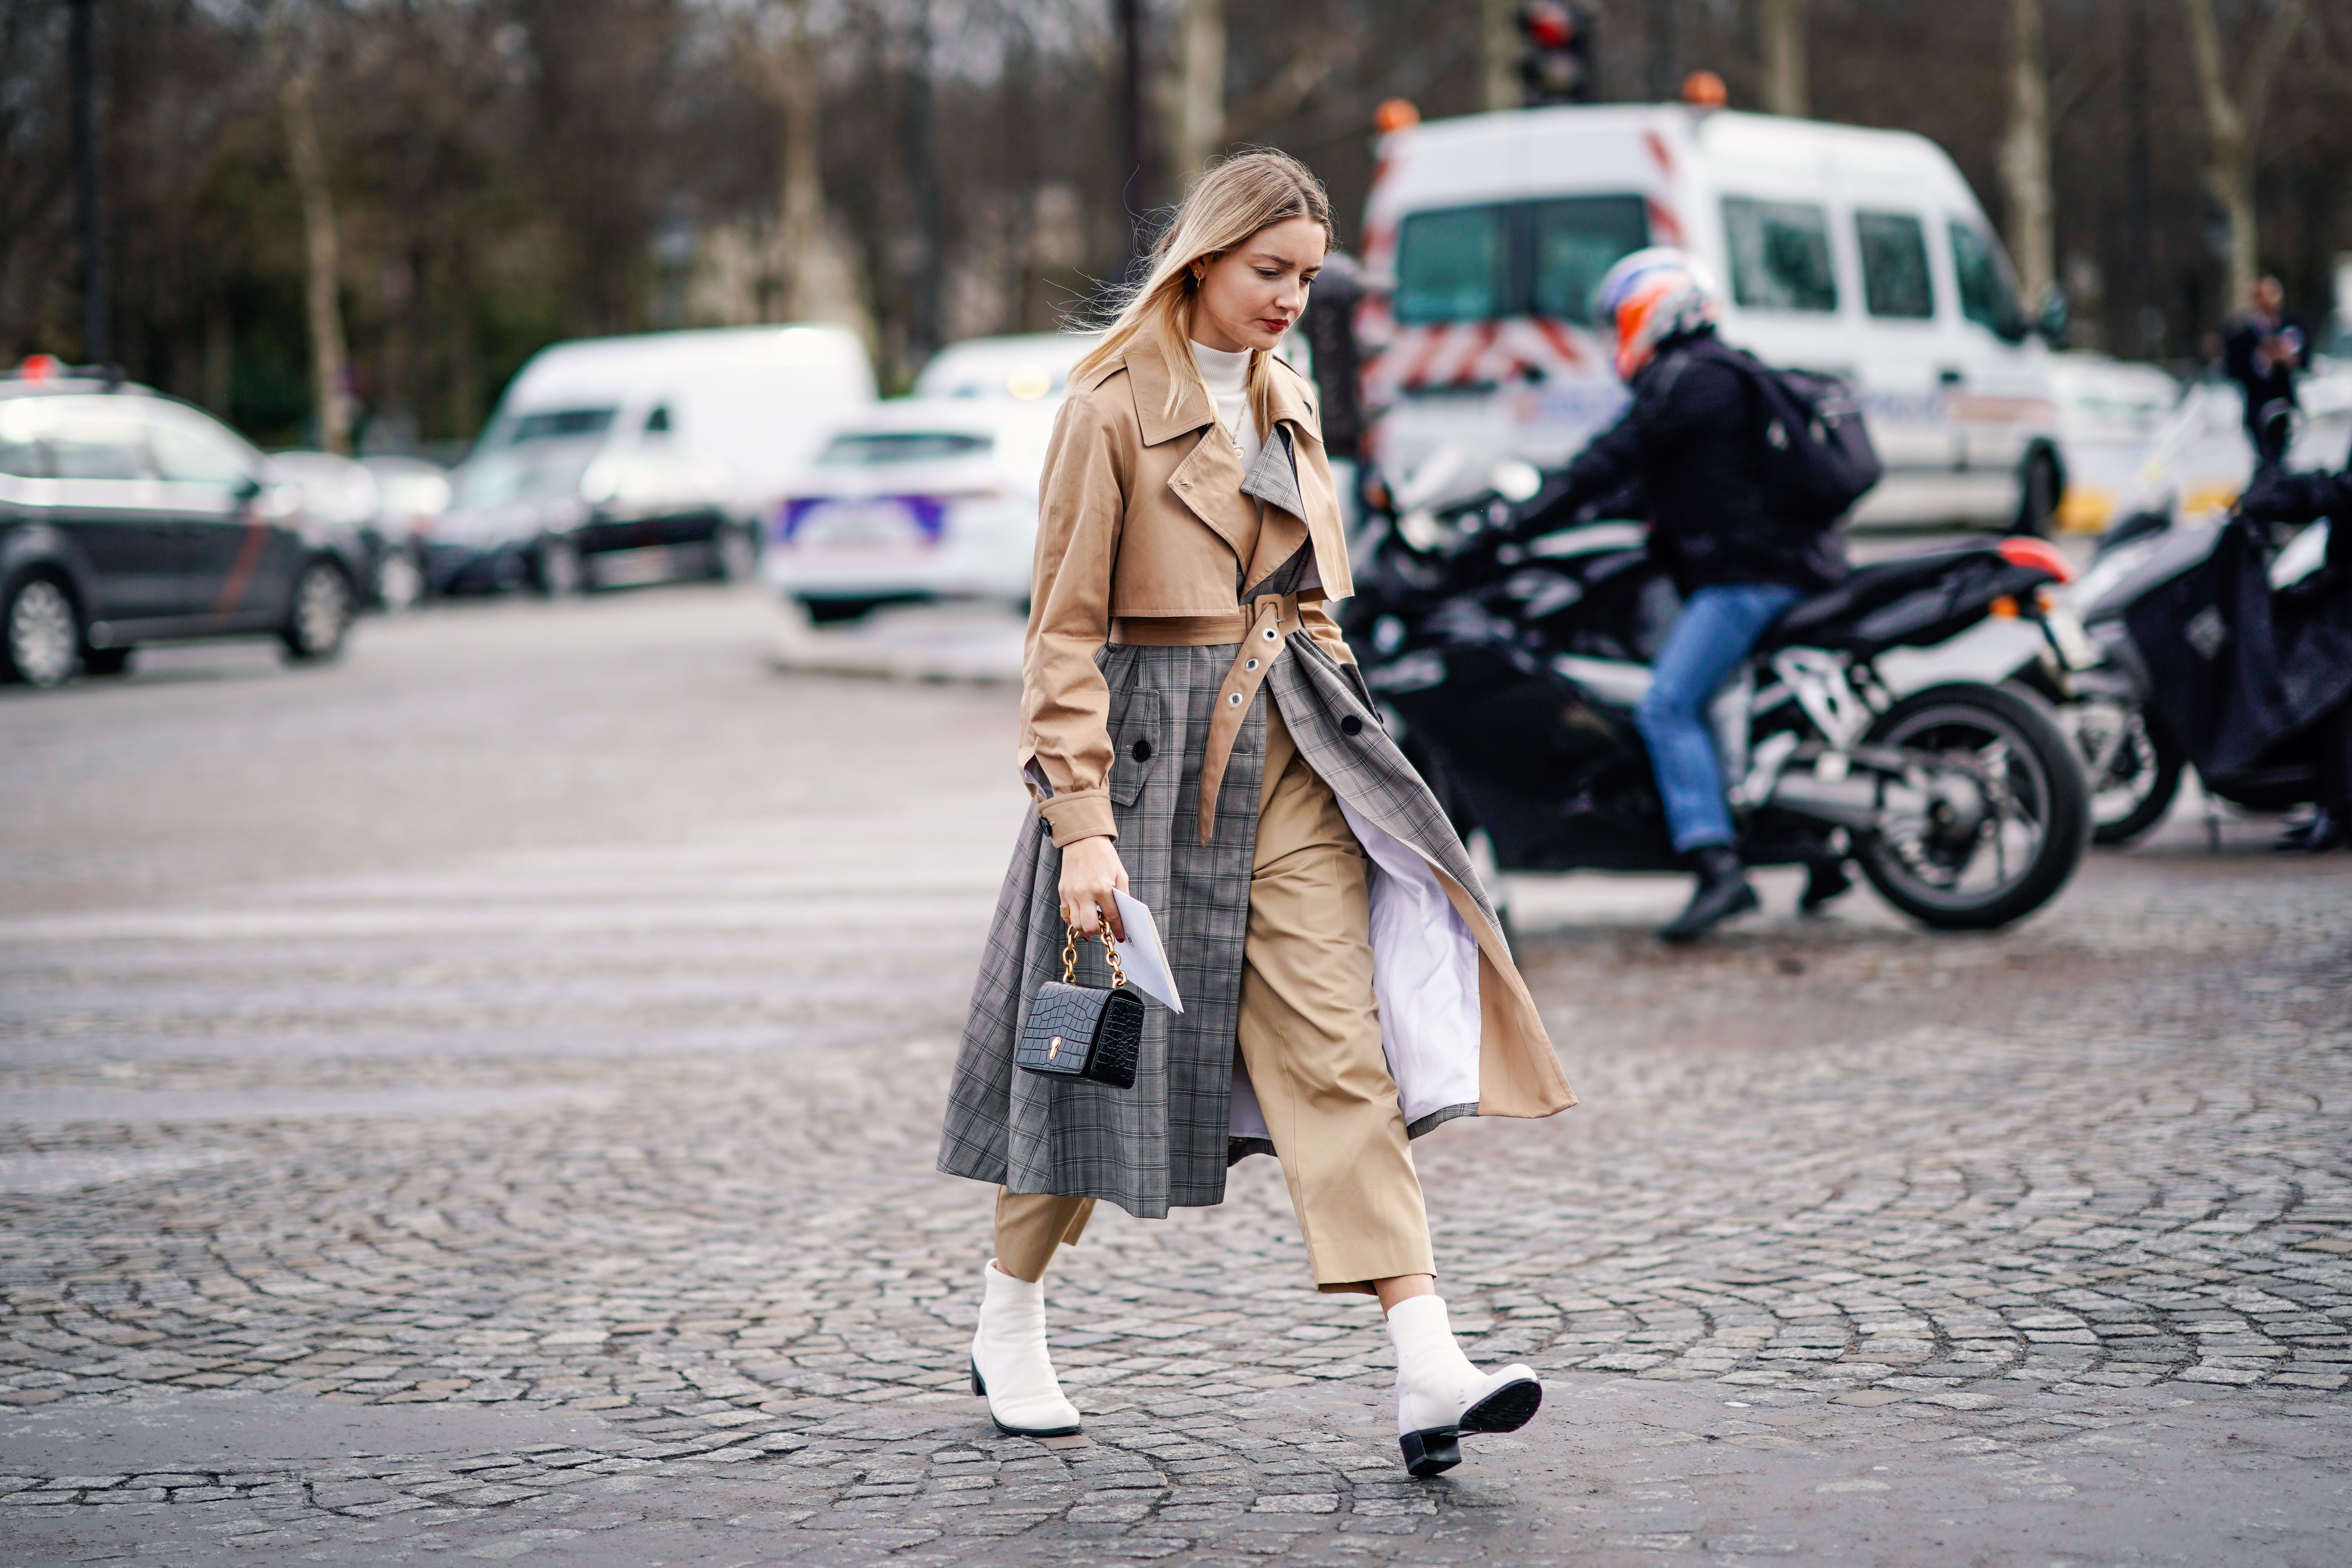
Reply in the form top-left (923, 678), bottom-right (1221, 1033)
top-left (1119, 341), bottom-right (1321, 449)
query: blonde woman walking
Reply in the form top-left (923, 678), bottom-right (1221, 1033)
top-left (937, 151), bottom-right (1576, 1476)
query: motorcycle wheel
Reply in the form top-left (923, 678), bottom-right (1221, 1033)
top-left (2085, 705), bottom-right (2185, 846)
top-left (1851, 682), bottom-right (2091, 931)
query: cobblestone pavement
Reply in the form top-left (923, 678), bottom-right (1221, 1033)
top-left (2, 590), bottom-right (2349, 1566)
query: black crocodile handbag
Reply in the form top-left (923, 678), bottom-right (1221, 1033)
top-left (1017, 925), bottom-right (1144, 1090)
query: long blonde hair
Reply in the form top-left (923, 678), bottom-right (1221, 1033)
top-left (1070, 150), bottom-right (1334, 436)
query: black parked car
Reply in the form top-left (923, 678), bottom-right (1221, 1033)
top-left (0, 363), bottom-right (367, 688)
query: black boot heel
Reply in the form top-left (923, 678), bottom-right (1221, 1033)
top-left (970, 1360), bottom-right (985, 1397)
top-left (1399, 1426), bottom-right (1462, 1477)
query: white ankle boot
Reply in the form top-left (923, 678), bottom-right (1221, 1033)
top-left (969, 1260), bottom-right (1081, 1438)
top-left (1386, 1294), bottom-right (1542, 1475)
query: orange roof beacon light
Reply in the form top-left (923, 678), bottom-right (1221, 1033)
top-left (1682, 71), bottom-right (1729, 110)
top-left (1374, 98), bottom-right (1421, 133)
top-left (16, 354), bottom-right (60, 383)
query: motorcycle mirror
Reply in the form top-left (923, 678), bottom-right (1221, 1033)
top-left (1396, 508), bottom-right (1449, 553)
top-left (1490, 458), bottom-right (1543, 503)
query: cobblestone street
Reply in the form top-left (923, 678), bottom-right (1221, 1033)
top-left (3, 588), bottom-right (2349, 1566)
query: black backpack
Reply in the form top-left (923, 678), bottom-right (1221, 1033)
top-left (1727, 349), bottom-right (1883, 529)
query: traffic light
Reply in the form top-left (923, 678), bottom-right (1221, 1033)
top-left (1517, 2), bottom-right (1594, 107)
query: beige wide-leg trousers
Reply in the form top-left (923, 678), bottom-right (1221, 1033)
top-left (997, 701), bottom-right (1436, 1295)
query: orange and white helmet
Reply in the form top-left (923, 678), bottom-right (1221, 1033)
top-left (1593, 247), bottom-right (1722, 381)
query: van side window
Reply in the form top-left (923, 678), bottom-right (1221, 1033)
top-left (1948, 221), bottom-right (2027, 342)
top-left (1395, 197), bottom-right (1650, 326)
top-left (1855, 211), bottom-right (1934, 319)
top-left (1722, 197), bottom-right (1838, 313)
top-left (1528, 197), bottom-right (1653, 324)
top-left (1395, 206), bottom-right (1509, 325)
top-left (643, 405), bottom-right (672, 434)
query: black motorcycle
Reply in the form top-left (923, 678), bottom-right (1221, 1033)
top-left (1345, 468), bottom-right (2092, 931)
top-left (2060, 407), bottom-right (2343, 845)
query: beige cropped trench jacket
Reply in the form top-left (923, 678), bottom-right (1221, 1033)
top-left (1020, 345), bottom-right (1357, 846)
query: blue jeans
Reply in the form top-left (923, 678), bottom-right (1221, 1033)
top-left (1635, 584), bottom-right (1803, 854)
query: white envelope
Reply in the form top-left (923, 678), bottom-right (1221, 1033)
top-left (1109, 890), bottom-right (1184, 1014)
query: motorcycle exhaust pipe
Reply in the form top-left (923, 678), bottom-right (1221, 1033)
top-left (1765, 768), bottom-right (1883, 829)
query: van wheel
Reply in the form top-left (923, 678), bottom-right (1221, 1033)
top-left (712, 523), bottom-right (759, 582)
top-left (2011, 449), bottom-right (2061, 538)
top-left (534, 536), bottom-right (583, 597)
top-left (3, 573), bottom-right (81, 688)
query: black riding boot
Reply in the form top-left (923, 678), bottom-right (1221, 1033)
top-left (1659, 844), bottom-right (1759, 943)
top-left (1798, 858), bottom-right (1853, 912)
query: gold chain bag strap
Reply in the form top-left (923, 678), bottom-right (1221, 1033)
top-left (1015, 922), bottom-right (1146, 1089)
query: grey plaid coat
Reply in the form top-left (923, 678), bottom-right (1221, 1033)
top-left (937, 629), bottom-right (1575, 1219)
top-left (937, 346), bottom-right (1573, 1220)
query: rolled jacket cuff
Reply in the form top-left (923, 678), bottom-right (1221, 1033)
top-left (1038, 790), bottom-right (1118, 848)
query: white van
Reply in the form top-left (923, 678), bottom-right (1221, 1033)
top-left (431, 325), bottom-right (875, 592)
top-left (1357, 105), bottom-right (2066, 533)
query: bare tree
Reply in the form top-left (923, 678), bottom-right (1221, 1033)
top-left (2181, 0), bottom-right (2310, 303)
top-left (1481, 0), bottom-right (1517, 111)
top-left (275, 17), bottom-right (351, 454)
top-left (1758, 0), bottom-right (1807, 117)
top-left (1175, 0), bottom-right (1225, 182)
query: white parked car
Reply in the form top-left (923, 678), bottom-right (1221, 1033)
top-left (763, 396), bottom-right (1059, 620)
top-left (913, 332), bottom-right (1100, 402)
top-left (1358, 102), bottom-right (2068, 533)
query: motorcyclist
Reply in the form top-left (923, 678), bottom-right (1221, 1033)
top-left (2237, 452), bottom-right (2352, 851)
top-left (1502, 248), bottom-right (1847, 941)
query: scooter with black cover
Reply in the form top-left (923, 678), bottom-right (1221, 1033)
top-left (1345, 461), bottom-right (2093, 932)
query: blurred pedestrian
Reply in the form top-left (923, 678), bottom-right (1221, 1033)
top-left (2224, 276), bottom-right (2311, 459)
top-left (936, 151), bottom-right (1574, 1477)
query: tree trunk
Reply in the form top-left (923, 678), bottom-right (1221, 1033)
top-left (772, 1), bottom-right (823, 321)
top-left (1998, 0), bottom-right (2054, 305)
top-left (2180, 0), bottom-right (2309, 307)
top-left (1481, 0), bottom-right (1517, 112)
top-left (1758, 0), bottom-right (1807, 118)
top-left (1175, 0), bottom-right (1224, 183)
top-left (281, 65), bottom-right (351, 455)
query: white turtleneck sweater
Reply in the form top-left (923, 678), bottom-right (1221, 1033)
top-left (1190, 340), bottom-right (1264, 473)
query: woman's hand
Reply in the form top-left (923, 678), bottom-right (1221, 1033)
top-left (1058, 835), bottom-right (1130, 941)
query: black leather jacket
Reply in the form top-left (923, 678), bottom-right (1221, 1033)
top-left (1506, 330), bottom-right (1844, 594)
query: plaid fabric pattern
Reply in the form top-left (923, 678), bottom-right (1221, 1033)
top-left (937, 633), bottom-right (1527, 1220)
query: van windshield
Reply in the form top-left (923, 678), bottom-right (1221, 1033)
top-left (1394, 196), bottom-right (1648, 326)
top-left (500, 408), bottom-right (618, 445)
top-left (1949, 221), bottom-right (2028, 342)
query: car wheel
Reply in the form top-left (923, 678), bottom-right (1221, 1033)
top-left (3, 574), bottom-right (81, 688)
top-left (280, 559), bottom-right (355, 662)
top-left (81, 646), bottom-right (134, 677)
top-left (374, 546), bottom-right (424, 611)
top-left (535, 536), bottom-right (583, 597)
top-left (713, 523), bottom-right (759, 583)
top-left (2011, 448), bottom-right (2061, 538)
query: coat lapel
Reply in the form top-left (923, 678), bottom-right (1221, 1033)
top-left (1127, 345), bottom-right (1259, 564)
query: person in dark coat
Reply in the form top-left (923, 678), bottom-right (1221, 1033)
top-left (2223, 276), bottom-right (2311, 455)
top-left (2237, 456), bottom-right (2352, 849)
top-left (1502, 248), bottom-right (1846, 940)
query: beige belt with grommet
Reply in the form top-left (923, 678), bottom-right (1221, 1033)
top-left (1193, 591), bottom-right (1303, 846)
